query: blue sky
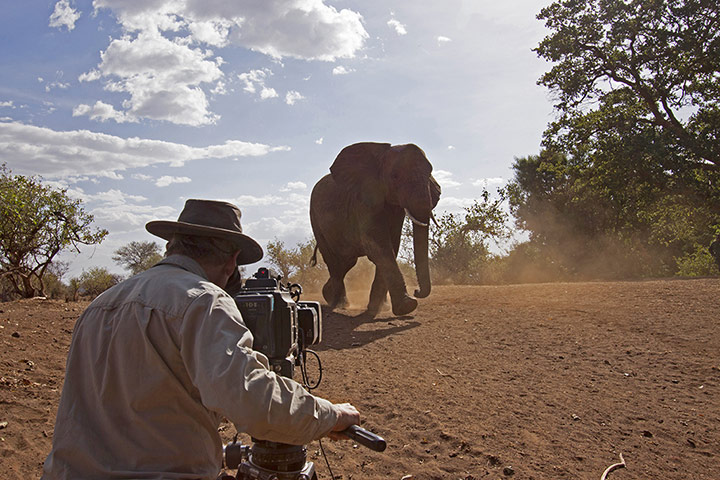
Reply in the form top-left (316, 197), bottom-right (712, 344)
top-left (1, 0), bottom-right (552, 278)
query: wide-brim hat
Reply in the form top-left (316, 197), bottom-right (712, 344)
top-left (146, 199), bottom-right (263, 265)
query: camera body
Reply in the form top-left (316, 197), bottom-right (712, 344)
top-left (233, 267), bottom-right (322, 379)
top-left (224, 267), bottom-right (323, 479)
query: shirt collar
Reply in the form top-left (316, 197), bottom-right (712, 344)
top-left (157, 254), bottom-right (209, 280)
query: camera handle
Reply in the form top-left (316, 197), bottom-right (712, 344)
top-left (340, 425), bottom-right (387, 452)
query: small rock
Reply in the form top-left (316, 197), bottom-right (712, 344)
top-left (503, 466), bottom-right (515, 476)
top-left (642, 430), bottom-right (653, 438)
top-left (11, 331), bottom-right (20, 338)
top-left (0, 421), bottom-right (8, 429)
top-left (571, 414), bottom-right (581, 421)
top-left (401, 475), bottom-right (413, 480)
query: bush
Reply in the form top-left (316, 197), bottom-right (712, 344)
top-left (75, 267), bottom-right (123, 298)
top-left (676, 244), bottom-right (719, 277)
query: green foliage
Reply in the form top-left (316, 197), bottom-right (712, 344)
top-left (113, 241), bottom-right (163, 275)
top-left (506, 1), bottom-right (720, 280)
top-left (0, 165), bottom-right (108, 298)
top-left (76, 267), bottom-right (122, 298)
top-left (536, 0), bottom-right (720, 169)
top-left (506, 149), bottom-right (718, 278)
top-left (265, 238), bottom-right (327, 291)
top-left (675, 243), bottom-right (719, 276)
top-left (427, 190), bottom-right (511, 284)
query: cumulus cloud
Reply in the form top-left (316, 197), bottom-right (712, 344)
top-left (73, 0), bottom-right (367, 125)
top-left (49, 0), bottom-right (81, 31)
top-left (73, 101), bottom-right (138, 123)
top-left (433, 169), bottom-right (461, 188)
top-left (437, 36), bottom-right (452, 44)
top-left (155, 175), bottom-right (192, 187)
top-left (315, 137), bottom-right (324, 145)
top-left (285, 90), bottom-right (304, 105)
top-left (238, 69), bottom-right (278, 100)
top-left (0, 121), bottom-right (289, 178)
top-left (387, 17), bottom-right (407, 36)
top-left (280, 181), bottom-right (307, 192)
top-left (0, 101), bottom-right (14, 108)
top-left (79, 31), bottom-right (223, 125)
top-left (332, 66), bottom-right (354, 75)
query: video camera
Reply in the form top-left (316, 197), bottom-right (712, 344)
top-left (222, 268), bottom-right (385, 480)
top-left (233, 267), bottom-right (321, 380)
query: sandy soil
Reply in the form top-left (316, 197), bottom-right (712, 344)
top-left (1, 278), bottom-right (718, 479)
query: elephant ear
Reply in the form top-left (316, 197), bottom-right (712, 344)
top-left (330, 142), bottom-right (391, 209)
top-left (429, 173), bottom-right (442, 208)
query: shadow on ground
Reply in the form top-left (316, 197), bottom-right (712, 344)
top-left (315, 306), bottom-right (419, 351)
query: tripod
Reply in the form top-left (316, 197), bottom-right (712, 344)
top-left (223, 426), bottom-right (386, 480)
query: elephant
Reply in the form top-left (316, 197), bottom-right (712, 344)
top-left (310, 142), bottom-right (441, 316)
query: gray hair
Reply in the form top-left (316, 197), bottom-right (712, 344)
top-left (165, 234), bottom-right (240, 265)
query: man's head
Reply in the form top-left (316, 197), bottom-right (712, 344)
top-left (146, 199), bottom-right (263, 286)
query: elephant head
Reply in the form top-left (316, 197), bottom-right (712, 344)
top-left (329, 142), bottom-right (441, 298)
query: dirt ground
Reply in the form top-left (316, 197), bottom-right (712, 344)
top-left (1, 278), bottom-right (718, 479)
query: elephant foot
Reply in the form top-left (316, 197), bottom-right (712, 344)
top-left (323, 280), bottom-right (348, 310)
top-left (391, 294), bottom-right (418, 316)
top-left (365, 302), bottom-right (383, 318)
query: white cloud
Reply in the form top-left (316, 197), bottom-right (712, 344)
top-left (239, 69), bottom-right (279, 101)
top-left (280, 181), bottom-right (307, 192)
top-left (155, 175), bottom-right (192, 187)
top-left (74, 1), bottom-right (367, 125)
top-left (433, 169), bottom-right (461, 188)
top-left (94, 0), bottom-right (367, 60)
top-left (132, 173), bottom-right (152, 181)
top-left (447, 145), bottom-right (455, 150)
top-left (437, 36), bottom-right (452, 44)
top-left (49, 0), bottom-right (81, 31)
top-left (79, 31), bottom-right (223, 126)
top-left (387, 18), bottom-right (407, 36)
top-left (73, 101), bottom-right (138, 123)
top-left (0, 121), bottom-right (288, 178)
top-left (45, 81), bottom-right (70, 92)
top-left (285, 90), bottom-right (304, 105)
top-left (0, 101), bottom-right (14, 108)
top-left (261, 87), bottom-right (279, 100)
top-left (332, 66), bottom-right (354, 75)
top-left (315, 137), bottom-right (324, 145)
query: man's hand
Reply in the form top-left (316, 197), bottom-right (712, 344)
top-left (326, 403), bottom-right (360, 440)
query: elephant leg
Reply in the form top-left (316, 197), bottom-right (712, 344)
top-left (366, 267), bottom-right (388, 315)
top-left (322, 257), bottom-right (356, 309)
top-left (366, 246), bottom-right (417, 316)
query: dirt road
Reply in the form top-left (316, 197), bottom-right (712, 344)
top-left (1, 278), bottom-right (718, 479)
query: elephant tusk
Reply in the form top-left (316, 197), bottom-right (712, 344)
top-left (405, 209), bottom-right (429, 227)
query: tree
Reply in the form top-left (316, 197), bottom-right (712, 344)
top-left (425, 190), bottom-right (511, 284)
top-left (0, 165), bottom-right (108, 298)
top-left (265, 238), bottom-right (327, 290)
top-left (506, 148), bottom-right (718, 278)
top-left (536, 0), bottom-right (720, 171)
top-left (113, 241), bottom-right (163, 275)
top-left (76, 267), bottom-right (122, 298)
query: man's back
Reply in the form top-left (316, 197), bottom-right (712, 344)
top-left (43, 256), bottom-right (237, 479)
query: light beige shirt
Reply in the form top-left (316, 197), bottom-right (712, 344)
top-left (42, 255), bottom-right (338, 480)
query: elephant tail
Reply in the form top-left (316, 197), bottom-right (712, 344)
top-left (310, 243), bottom-right (319, 267)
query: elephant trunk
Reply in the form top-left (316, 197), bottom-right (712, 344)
top-left (412, 220), bottom-right (431, 298)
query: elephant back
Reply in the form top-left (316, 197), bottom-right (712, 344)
top-left (329, 142), bottom-right (391, 209)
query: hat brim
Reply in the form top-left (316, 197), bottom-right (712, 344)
top-left (146, 220), bottom-right (263, 265)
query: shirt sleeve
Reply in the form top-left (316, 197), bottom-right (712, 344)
top-left (177, 287), bottom-right (338, 445)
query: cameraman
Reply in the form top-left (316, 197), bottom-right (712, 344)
top-left (42, 199), bottom-right (360, 479)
